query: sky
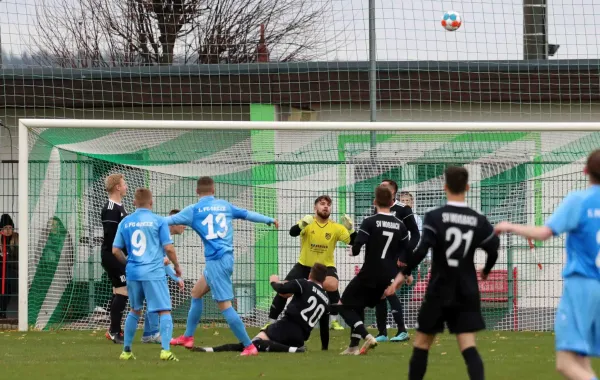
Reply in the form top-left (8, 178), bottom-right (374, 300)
top-left (0, 0), bottom-right (599, 62)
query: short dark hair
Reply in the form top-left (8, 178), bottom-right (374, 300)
top-left (381, 179), bottom-right (398, 194)
top-left (587, 150), bottom-right (600, 183)
top-left (197, 176), bottom-right (214, 194)
top-left (134, 188), bottom-right (152, 206)
top-left (374, 185), bottom-right (393, 208)
top-left (399, 191), bottom-right (413, 200)
top-left (444, 166), bottom-right (469, 194)
top-left (314, 195), bottom-right (332, 206)
top-left (309, 263), bottom-right (327, 283)
top-left (169, 209), bottom-right (180, 216)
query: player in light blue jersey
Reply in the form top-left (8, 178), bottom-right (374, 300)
top-left (112, 188), bottom-right (182, 362)
top-left (495, 150), bottom-right (600, 380)
top-left (167, 176), bottom-right (278, 357)
top-left (142, 209), bottom-right (186, 344)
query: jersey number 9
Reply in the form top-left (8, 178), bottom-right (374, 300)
top-left (300, 296), bottom-right (326, 327)
top-left (131, 229), bottom-right (147, 256)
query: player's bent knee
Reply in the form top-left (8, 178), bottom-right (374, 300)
top-left (555, 351), bottom-right (579, 376)
top-left (323, 276), bottom-right (338, 292)
top-left (114, 286), bottom-right (128, 296)
top-left (157, 310), bottom-right (171, 316)
top-left (413, 332), bottom-right (435, 350)
top-left (191, 277), bottom-right (210, 298)
top-left (217, 300), bottom-right (233, 311)
top-left (456, 332), bottom-right (477, 351)
top-left (130, 308), bottom-right (142, 315)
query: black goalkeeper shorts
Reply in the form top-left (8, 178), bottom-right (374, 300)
top-left (101, 253), bottom-right (126, 288)
top-left (285, 263), bottom-right (339, 281)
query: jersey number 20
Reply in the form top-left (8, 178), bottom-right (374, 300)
top-left (202, 213), bottom-right (228, 240)
top-left (445, 227), bottom-right (473, 267)
top-left (300, 296), bottom-right (326, 327)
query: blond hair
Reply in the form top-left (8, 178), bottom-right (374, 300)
top-left (105, 174), bottom-right (125, 193)
top-left (135, 188), bottom-right (153, 206)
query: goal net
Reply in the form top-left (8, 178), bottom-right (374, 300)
top-left (19, 120), bottom-right (599, 332)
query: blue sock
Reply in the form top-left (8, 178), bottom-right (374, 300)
top-left (123, 312), bottom-right (140, 351)
top-left (222, 306), bottom-right (252, 347)
top-left (184, 297), bottom-right (203, 337)
top-left (591, 377), bottom-right (598, 380)
top-left (143, 311), bottom-right (160, 337)
top-left (159, 314), bottom-right (174, 351)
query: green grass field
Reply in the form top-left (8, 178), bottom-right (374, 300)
top-left (1, 328), bottom-right (598, 380)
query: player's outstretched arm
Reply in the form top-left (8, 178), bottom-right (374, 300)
top-left (231, 204), bottom-right (278, 227)
top-left (496, 192), bottom-right (583, 242)
top-left (165, 205), bottom-right (194, 226)
top-left (495, 222), bottom-right (553, 242)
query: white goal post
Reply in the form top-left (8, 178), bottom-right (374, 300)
top-left (18, 119), bottom-right (600, 332)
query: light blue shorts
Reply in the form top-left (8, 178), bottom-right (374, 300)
top-left (204, 254), bottom-right (234, 302)
top-left (555, 275), bottom-right (600, 357)
top-left (127, 278), bottom-right (171, 313)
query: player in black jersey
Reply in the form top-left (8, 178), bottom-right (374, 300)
top-left (191, 263), bottom-right (330, 353)
top-left (100, 174), bottom-right (129, 344)
top-left (372, 179), bottom-right (420, 342)
top-left (338, 185), bottom-right (410, 355)
top-left (391, 166), bottom-right (500, 380)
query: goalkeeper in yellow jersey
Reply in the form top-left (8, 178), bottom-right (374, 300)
top-left (266, 195), bottom-right (356, 331)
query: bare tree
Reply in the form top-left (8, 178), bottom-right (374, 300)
top-left (33, 0), bottom-right (329, 67)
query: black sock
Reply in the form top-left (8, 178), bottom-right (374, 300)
top-left (110, 294), bottom-right (127, 334)
top-left (327, 290), bottom-right (340, 316)
top-left (375, 299), bottom-right (388, 336)
top-left (253, 339), bottom-right (300, 353)
top-left (409, 347), bottom-right (429, 380)
top-left (339, 307), bottom-right (368, 338)
top-left (462, 346), bottom-right (484, 380)
top-left (268, 294), bottom-right (287, 320)
top-left (387, 295), bottom-right (407, 334)
top-left (211, 343), bottom-right (245, 352)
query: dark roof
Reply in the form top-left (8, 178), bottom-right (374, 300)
top-left (1, 60), bottom-right (599, 107)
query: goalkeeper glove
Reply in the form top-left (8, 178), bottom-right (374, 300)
top-left (298, 215), bottom-right (314, 230)
top-left (340, 214), bottom-right (354, 234)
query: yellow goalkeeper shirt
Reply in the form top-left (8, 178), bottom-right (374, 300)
top-left (298, 220), bottom-right (351, 267)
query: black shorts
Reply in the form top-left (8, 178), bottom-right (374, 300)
top-left (286, 263), bottom-right (339, 281)
top-left (416, 295), bottom-right (485, 335)
top-left (263, 319), bottom-right (305, 347)
top-left (341, 276), bottom-right (387, 309)
top-left (101, 253), bottom-right (126, 288)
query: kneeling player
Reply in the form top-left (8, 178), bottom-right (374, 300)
top-left (392, 166), bottom-right (499, 380)
top-left (338, 185), bottom-right (410, 355)
top-left (192, 263), bottom-right (330, 353)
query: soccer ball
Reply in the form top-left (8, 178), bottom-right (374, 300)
top-left (441, 11), bottom-right (462, 31)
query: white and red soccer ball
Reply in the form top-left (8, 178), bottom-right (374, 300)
top-left (441, 11), bottom-right (462, 31)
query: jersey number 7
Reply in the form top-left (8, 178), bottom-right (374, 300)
top-left (445, 227), bottom-right (473, 267)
